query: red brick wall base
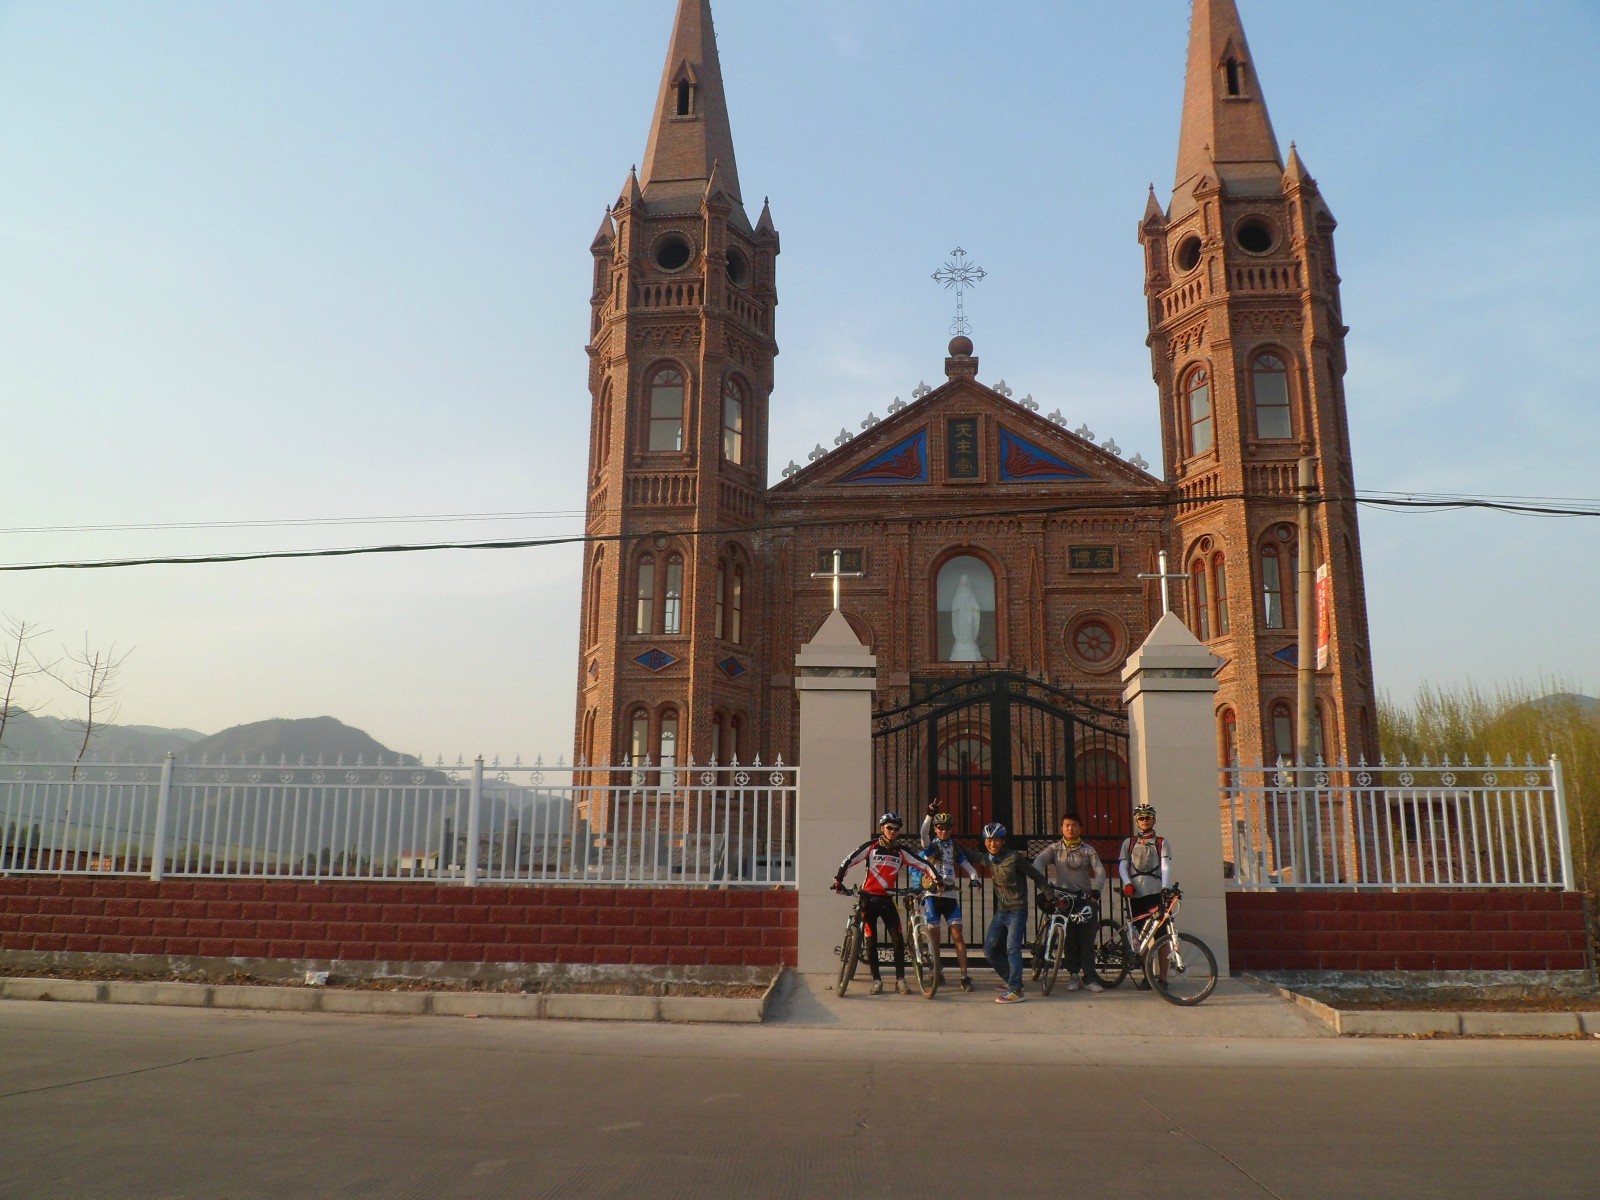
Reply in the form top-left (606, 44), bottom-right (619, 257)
top-left (0, 878), bottom-right (798, 973)
top-left (1226, 890), bottom-right (1591, 974)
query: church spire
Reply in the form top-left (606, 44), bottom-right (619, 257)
top-left (639, 0), bottom-right (744, 214)
top-left (1172, 0), bottom-right (1282, 219)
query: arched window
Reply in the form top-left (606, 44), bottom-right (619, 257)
top-left (711, 712), bottom-right (724, 765)
top-left (663, 554), bottom-right (685, 635)
top-left (629, 708), bottom-right (650, 763)
top-left (659, 709), bottom-right (679, 767)
top-left (936, 556), bottom-right (997, 662)
top-left (587, 550), bottom-right (605, 646)
top-left (595, 381), bottom-right (613, 476)
top-left (1185, 368), bottom-right (1213, 457)
top-left (1220, 708), bottom-right (1239, 767)
top-left (1312, 704), bottom-right (1329, 763)
top-left (1252, 354), bottom-right (1293, 439)
top-left (1260, 528), bottom-right (1297, 629)
top-left (1189, 559), bottom-right (1211, 641)
top-left (635, 555), bottom-right (655, 635)
top-left (1212, 552), bottom-right (1230, 636)
top-left (1270, 701), bottom-right (1294, 764)
top-left (722, 378), bottom-right (745, 464)
top-left (729, 566), bottom-right (744, 644)
top-left (715, 563), bottom-right (727, 640)
top-left (728, 714), bottom-right (743, 764)
top-left (647, 367), bottom-right (685, 452)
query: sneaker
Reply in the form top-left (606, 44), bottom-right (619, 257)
top-left (959, 976), bottom-right (975, 993)
top-left (1133, 978), bottom-right (1151, 991)
top-left (895, 979), bottom-right (910, 995)
top-left (1082, 978), bottom-right (1105, 993)
top-left (1063, 975), bottom-right (1081, 992)
top-left (869, 980), bottom-right (883, 995)
top-left (995, 990), bottom-right (1025, 1004)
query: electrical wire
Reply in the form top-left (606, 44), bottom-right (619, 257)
top-left (2, 488), bottom-right (1596, 573)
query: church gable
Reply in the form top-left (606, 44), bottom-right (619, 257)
top-left (773, 374), bottom-right (1159, 500)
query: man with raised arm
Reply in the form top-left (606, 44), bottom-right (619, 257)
top-left (918, 807), bottom-right (981, 992)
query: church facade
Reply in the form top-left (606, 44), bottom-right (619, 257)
top-left (573, 0), bottom-right (1379, 793)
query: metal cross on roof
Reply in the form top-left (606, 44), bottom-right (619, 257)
top-left (932, 247), bottom-right (986, 337)
top-left (811, 549), bottom-right (865, 612)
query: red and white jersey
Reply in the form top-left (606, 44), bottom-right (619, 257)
top-left (835, 837), bottom-right (934, 896)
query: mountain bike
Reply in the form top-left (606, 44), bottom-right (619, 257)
top-left (1033, 884), bottom-right (1098, 995)
top-left (833, 886), bottom-right (939, 998)
top-left (1122, 884), bottom-right (1217, 1005)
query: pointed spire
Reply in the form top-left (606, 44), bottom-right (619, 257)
top-left (1284, 141), bottom-right (1312, 186)
top-left (591, 206), bottom-right (615, 252)
top-left (755, 196), bottom-right (775, 235)
top-left (1143, 184), bottom-right (1165, 223)
top-left (619, 165), bottom-right (643, 211)
top-left (640, 0), bottom-right (744, 214)
top-left (1172, 0), bottom-right (1283, 219)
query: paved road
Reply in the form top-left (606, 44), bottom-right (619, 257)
top-left (2, 996), bottom-right (1596, 1199)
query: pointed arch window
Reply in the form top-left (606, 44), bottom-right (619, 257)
top-left (729, 565), bottom-right (744, 644)
top-left (659, 709), bottom-right (679, 772)
top-left (629, 708), bottom-right (650, 764)
top-left (937, 556), bottom-right (997, 662)
top-left (723, 378), bottom-right (745, 464)
top-left (675, 80), bottom-right (696, 118)
top-left (1220, 708), bottom-right (1239, 768)
top-left (647, 368), bottom-right (685, 452)
top-left (1224, 57), bottom-right (1244, 97)
top-left (1260, 528), bottom-right (1297, 629)
top-left (1252, 354), bottom-right (1293, 440)
top-left (1185, 368), bottom-right (1213, 457)
top-left (663, 554), bottom-right (685, 635)
top-left (1189, 559), bottom-right (1211, 641)
top-left (715, 563), bottom-right (727, 640)
top-left (1270, 701), bottom-right (1294, 764)
top-left (587, 550), bottom-right (605, 646)
top-left (635, 554), bottom-right (656, 635)
top-left (1212, 552), bottom-right (1230, 636)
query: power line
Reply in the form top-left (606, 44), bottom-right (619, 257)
top-left (2, 488), bottom-right (1596, 573)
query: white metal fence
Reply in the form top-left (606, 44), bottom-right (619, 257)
top-left (0, 756), bottom-right (797, 888)
top-left (1224, 756), bottom-right (1574, 890)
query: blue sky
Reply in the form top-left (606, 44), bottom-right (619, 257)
top-left (1, 1), bottom-right (1597, 758)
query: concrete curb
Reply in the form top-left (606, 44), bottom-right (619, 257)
top-left (0, 974), bottom-right (777, 1025)
top-left (1240, 975), bottom-right (1599, 1038)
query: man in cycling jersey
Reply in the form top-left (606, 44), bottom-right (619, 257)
top-left (1032, 811), bottom-right (1108, 992)
top-left (1118, 802), bottom-right (1172, 989)
top-left (832, 812), bottom-right (937, 995)
top-left (976, 822), bottom-right (1048, 1004)
top-left (918, 807), bottom-right (981, 992)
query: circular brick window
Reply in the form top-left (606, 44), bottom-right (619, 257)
top-left (1235, 218), bottom-right (1276, 255)
top-left (654, 234), bottom-right (693, 272)
top-left (1066, 615), bottom-right (1123, 673)
top-left (1174, 235), bottom-right (1203, 273)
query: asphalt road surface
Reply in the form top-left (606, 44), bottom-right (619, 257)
top-left (2, 996), bottom-right (1597, 1199)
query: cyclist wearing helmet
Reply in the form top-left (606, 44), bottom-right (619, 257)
top-left (918, 806), bottom-right (981, 992)
top-left (1032, 812), bottom-right (1108, 992)
top-left (832, 812), bottom-right (937, 995)
top-left (1118, 803), bottom-right (1172, 989)
top-left (976, 822), bottom-right (1047, 1004)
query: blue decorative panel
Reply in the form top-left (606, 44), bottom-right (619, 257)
top-left (838, 430), bottom-right (928, 485)
top-left (998, 428), bottom-right (1090, 481)
top-left (1271, 644), bottom-right (1299, 667)
top-left (719, 656), bottom-right (747, 679)
top-left (634, 648), bottom-right (679, 673)
top-left (588, 659), bottom-right (600, 679)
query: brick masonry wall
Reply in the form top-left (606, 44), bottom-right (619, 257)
top-left (1226, 890), bottom-right (1590, 973)
top-left (0, 878), bottom-right (797, 970)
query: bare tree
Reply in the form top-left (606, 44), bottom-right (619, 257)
top-left (48, 638), bottom-right (133, 780)
top-left (0, 615), bottom-right (50, 758)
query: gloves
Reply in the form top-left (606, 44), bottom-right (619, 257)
top-left (831, 880), bottom-right (846, 894)
top-left (1122, 883), bottom-right (1136, 897)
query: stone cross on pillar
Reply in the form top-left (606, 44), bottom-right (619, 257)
top-left (1138, 550), bottom-right (1189, 616)
top-left (810, 549), bottom-right (864, 612)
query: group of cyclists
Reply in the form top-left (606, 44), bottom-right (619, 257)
top-left (831, 801), bottom-right (1172, 1003)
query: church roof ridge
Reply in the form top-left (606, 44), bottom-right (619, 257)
top-left (639, 0), bottom-right (746, 217)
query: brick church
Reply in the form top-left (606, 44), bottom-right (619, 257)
top-left (573, 0), bottom-right (1379, 791)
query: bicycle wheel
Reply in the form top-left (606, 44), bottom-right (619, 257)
top-left (1094, 918), bottom-right (1130, 988)
top-left (1040, 923), bottom-right (1065, 996)
top-left (1144, 932), bottom-right (1217, 1006)
top-left (912, 926), bottom-right (939, 999)
top-left (836, 919), bottom-right (861, 995)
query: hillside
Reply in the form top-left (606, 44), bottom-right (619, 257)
top-left (184, 717), bottom-right (416, 765)
top-left (0, 710), bottom-right (205, 762)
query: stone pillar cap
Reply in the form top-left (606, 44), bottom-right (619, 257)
top-left (796, 609), bottom-right (877, 672)
top-left (1122, 612), bottom-right (1222, 684)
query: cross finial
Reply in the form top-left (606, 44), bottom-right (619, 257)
top-left (810, 549), bottom-right (865, 612)
top-left (932, 247), bottom-right (986, 337)
top-left (1137, 550), bottom-right (1189, 616)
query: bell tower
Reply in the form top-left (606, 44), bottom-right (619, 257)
top-left (1140, 0), bottom-right (1378, 768)
top-left (575, 0), bottom-right (779, 771)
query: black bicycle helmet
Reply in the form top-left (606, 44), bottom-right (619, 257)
top-left (878, 811), bottom-right (903, 829)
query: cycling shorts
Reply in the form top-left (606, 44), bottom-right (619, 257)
top-left (1129, 892), bottom-right (1162, 922)
top-left (923, 895), bottom-right (962, 927)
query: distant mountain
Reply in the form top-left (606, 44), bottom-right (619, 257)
top-left (183, 717), bottom-right (416, 766)
top-left (0, 710), bottom-right (204, 762)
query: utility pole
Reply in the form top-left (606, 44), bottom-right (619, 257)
top-left (1295, 456), bottom-right (1317, 765)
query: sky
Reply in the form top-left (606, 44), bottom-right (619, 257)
top-left (1, 0), bottom-right (1597, 761)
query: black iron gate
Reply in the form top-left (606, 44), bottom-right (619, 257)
top-left (871, 672), bottom-right (1132, 850)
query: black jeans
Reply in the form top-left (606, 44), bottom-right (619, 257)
top-left (860, 893), bottom-right (905, 980)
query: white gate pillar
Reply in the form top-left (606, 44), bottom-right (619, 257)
top-left (1121, 613), bottom-right (1231, 974)
top-left (794, 610), bottom-right (877, 973)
